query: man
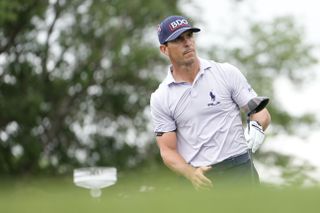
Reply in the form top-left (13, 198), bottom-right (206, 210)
top-left (150, 15), bottom-right (271, 190)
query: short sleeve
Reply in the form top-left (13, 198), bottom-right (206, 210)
top-left (222, 63), bottom-right (257, 108)
top-left (150, 90), bottom-right (177, 134)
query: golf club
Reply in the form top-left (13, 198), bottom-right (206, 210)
top-left (246, 96), bottom-right (269, 183)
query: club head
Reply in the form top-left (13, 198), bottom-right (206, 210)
top-left (247, 96), bottom-right (269, 115)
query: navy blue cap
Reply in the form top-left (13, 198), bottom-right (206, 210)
top-left (157, 15), bottom-right (200, 44)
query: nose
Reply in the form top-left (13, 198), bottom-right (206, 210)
top-left (182, 36), bottom-right (192, 46)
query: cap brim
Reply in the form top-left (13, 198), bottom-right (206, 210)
top-left (164, 27), bottom-right (200, 43)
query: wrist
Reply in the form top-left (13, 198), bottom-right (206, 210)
top-left (184, 164), bottom-right (196, 180)
top-left (250, 120), bottom-right (263, 130)
top-left (251, 120), bottom-right (261, 126)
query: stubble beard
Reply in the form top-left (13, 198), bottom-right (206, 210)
top-left (184, 57), bottom-right (196, 66)
top-left (180, 53), bottom-right (197, 68)
top-left (169, 48), bottom-right (197, 69)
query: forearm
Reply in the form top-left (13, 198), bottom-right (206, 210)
top-left (160, 149), bottom-right (195, 180)
top-left (246, 108), bottom-right (271, 153)
top-left (250, 108), bottom-right (271, 131)
top-left (156, 132), bottom-right (212, 189)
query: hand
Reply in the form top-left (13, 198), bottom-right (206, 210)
top-left (187, 166), bottom-right (212, 190)
top-left (244, 120), bottom-right (265, 153)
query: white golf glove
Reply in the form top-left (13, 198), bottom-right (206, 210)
top-left (244, 120), bottom-right (265, 153)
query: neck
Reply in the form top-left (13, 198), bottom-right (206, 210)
top-left (171, 58), bottom-right (200, 83)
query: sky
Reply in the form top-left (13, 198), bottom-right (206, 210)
top-left (182, 0), bottom-right (320, 184)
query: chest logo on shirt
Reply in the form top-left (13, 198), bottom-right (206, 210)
top-left (207, 91), bottom-right (220, 106)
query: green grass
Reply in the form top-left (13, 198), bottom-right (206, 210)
top-left (1, 168), bottom-right (319, 213)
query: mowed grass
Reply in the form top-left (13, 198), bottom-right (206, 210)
top-left (1, 168), bottom-right (319, 213)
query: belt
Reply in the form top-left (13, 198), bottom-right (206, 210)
top-left (211, 152), bottom-right (250, 171)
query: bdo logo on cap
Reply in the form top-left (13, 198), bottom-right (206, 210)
top-left (169, 19), bottom-right (189, 31)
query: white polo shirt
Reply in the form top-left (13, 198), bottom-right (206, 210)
top-left (150, 58), bottom-right (257, 167)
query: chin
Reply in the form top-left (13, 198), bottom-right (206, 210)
top-left (184, 57), bottom-right (196, 66)
top-left (186, 53), bottom-right (197, 60)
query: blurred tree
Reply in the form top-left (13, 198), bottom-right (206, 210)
top-left (1, 0), bottom-right (318, 185)
top-left (0, 0), bottom-right (181, 175)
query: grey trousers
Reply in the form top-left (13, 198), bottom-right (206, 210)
top-left (206, 152), bottom-right (260, 187)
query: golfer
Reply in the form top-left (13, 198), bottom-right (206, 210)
top-left (150, 15), bottom-right (271, 189)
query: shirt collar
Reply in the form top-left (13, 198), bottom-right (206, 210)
top-left (163, 66), bottom-right (176, 85)
top-left (163, 57), bottom-right (212, 86)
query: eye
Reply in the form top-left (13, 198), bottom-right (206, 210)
top-left (187, 32), bottom-right (193, 38)
top-left (172, 36), bottom-right (183, 43)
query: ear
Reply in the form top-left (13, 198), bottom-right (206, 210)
top-left (160, 44), bottom-right (168, 56)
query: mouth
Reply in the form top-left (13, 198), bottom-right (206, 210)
top-left (183, 49), bottom-right (194, 55)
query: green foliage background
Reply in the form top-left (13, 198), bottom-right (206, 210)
top-left (0, 0), bottom-right (182, 174)
top-left (0, 0), bottom-right (318, 186)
